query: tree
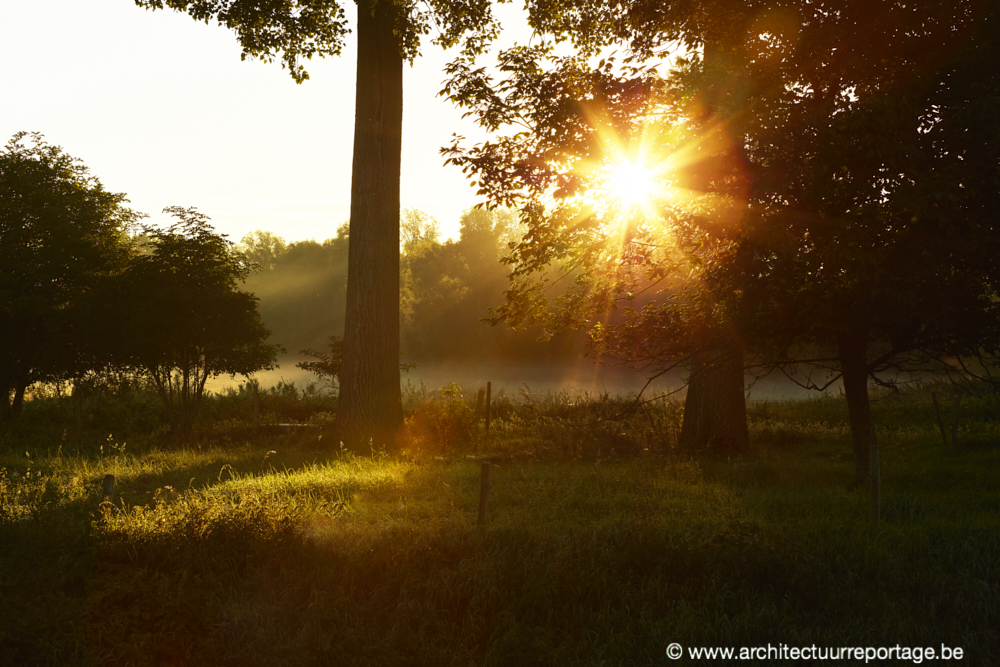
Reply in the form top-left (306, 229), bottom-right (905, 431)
top-left (439, 2), bottom-right (778, 453)
top-left (443, 1), bottom-right (1000, 475)
top-left (400, 208), bottom-right (441, 254)
top-left (0, 132), bottom-right (139, 421)
top-left (442, 44), bottom-right (753, 452)
top-left (297, 335), bottom-right (345, 393)
top-left (134, 0), bottom-right (504, 449)
top-left (238, 230), bottom-right (288, 271)
top-left (244, 226), bottom-right (351, 356)
top-left (401, 207), bottom-right (524, 360)
top-left (100, 207), bottom-right (280, 438)
top-left (724, 0), bottom-right (1000, 483)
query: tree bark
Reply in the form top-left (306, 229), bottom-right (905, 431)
top-left (679, 343), bottom-right (749, 453)
top-left (337, 1), bottom-right (404, 450)
top-left (10, 382), bottom-right (27, 422)
top-left (673, 35), bottom-right (751, 455)
top-left (837, 331), bottom-right (876, 488)
top-left (0, 375), bottom-right (11, 422)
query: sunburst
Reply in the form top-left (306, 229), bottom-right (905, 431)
top-left (608, 159), bottom-right (656, 208)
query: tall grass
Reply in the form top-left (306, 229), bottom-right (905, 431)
top-left (1, 382), bottom-right (997, 665)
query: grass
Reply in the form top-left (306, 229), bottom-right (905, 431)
top-left (1, 383), bottom-right (998, 665)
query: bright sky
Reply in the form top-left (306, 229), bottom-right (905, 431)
top-left (1, 0), bottom-right (533, 243)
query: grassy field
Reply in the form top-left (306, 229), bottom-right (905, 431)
top-left (1, 384), bottom-right (998, 665)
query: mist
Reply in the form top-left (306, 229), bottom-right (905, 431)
top-left (209, 355), bottom-right (823, 402)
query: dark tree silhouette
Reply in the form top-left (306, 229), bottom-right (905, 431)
top-left (97, 207), bottom-right (279, 438)
top-left (0, 132), bottom-right (138, 421)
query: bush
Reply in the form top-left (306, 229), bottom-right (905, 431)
top-left (399, 383), bottom-right (477, 457)
top-left (482, 390), bottom-right (682, 460)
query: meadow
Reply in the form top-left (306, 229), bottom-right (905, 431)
top-left (1, 381), bottom-right (998, 665)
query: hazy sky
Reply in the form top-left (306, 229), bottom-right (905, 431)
top-left (1, 0), bottom-right (533, 243)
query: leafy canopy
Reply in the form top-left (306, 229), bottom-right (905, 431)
top-left (441, 0), bottom-right (1000, 387)
top-left (134, 0), bottom-right (505, 83)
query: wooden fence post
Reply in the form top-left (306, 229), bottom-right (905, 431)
top-left (931, 392), bottom-right (949, 446)
top-left (951, 394), bottom-right (962, 448)
top-left (476, 388), bottom-right (485, 416)
top-left (478, 461), bottom-right (491, 527)
top-left (485, 382), bottom-right (492, 439)
top-left (102, 474), bottom-right (115, 505)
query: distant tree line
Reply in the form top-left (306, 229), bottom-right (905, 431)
top-left (238, 207), bottom-right (583, 370)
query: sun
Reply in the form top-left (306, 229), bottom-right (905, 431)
top-left (608, 160), bottom-right (656, 207)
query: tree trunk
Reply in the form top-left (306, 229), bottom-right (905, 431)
top-left (0, 375), bottom-right (11, 422)
top-left (337, 1), bottom-right (404, 450)
top-left (837, 332), bottom-right (876, 488)
top-left (679, 344), bottom-right (749, 453)
top-left (674, 36), bottom-right (750, 455)
top-left (10, 382), bottom-right (27, 422)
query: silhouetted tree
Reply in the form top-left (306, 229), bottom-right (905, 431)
top-left (444, 0), bottom-right (1000, 471)
top-left (297, 335), bottom-right (344, 393)
top-left (100, 207), bottom-right (279, 438)
top-left (0, 132), bottom-right (139, 421)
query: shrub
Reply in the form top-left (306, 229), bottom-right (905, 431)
top-left (399, 383), bottom-right (477, 457)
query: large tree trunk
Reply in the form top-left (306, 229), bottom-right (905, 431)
top-left (337, 1), bottom-right (404, 450)
top-left (837, 331), bottom-right (876, 488)
top-left (673, 37), bottom-right (750, 455)
top-left (679, 344), bottom-right (749, 453)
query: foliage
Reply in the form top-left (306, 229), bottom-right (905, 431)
top-left (134, 0), bottom-right (504, 77)
top-left (400, 207), bottom-right (441, 254)
top-left (172, 211), bottom-right (576, 379)
top-left (398, 382), bottom-right (477, 456)
top-left (237, 229), bottom-right (288, 271)
top-left (98, 208), bottom-right (280, 438)
top-left (296, 335), bottom-right (344, 393)
top-left (243, 224), bottom-right (350, 357)
top-left (0, 132), bottom-right (140, 421)
top-left (399, 206), bottom-right (578, 361)
top-left (443, 0), bottom-right (1000, 471)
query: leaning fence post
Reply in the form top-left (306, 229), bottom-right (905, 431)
top-left (931, 392), bottom-right (949, 446)
top-left (476, 388), bottom-right (485, 416)
top-left (101, 474), bottom-right (115, 505)
top-left (485, 382), bottom-right (492, 439)
top-left (870, 445), bottom-right (881, 528)
top-left (951, 393), bottom-right (962, 448)
top-left (478, 461), bottom-right (491, 527)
